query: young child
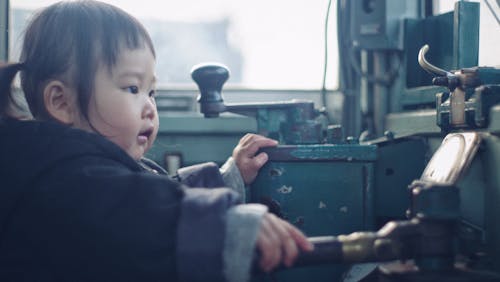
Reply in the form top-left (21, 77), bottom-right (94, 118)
top-left (0, 1), bottom-right (313, 281)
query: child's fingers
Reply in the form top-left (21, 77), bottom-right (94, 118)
top-left (234, 135), bottom-right (276, 184)
top-left (266, 215), bottom-right (299, 267)
top-left (239, 133), bottom-right (255, 144)
top-left (252, 152), bottom-right (269, 168)
top-left (284, 220), bottom-right (314, 252)
top-left (257, 215), bottom-right (282, 272)
top-left (238, 134), bottom-right (278, 153)
top-left (257, 213), bottom-right (315, 272)
top-left (239, 133), bottom-right (266, 146)
top-left (236, 133), bottom-right (257, 148)
top-left (246, 137), bottom-right (278, 155)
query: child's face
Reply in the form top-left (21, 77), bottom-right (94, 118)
top-left (80, 45), bottom-right (159, 160)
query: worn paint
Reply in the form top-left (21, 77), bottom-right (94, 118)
top-left (269, 167), bottom-right (284, 177)
top-left (295, 216), bottom-right (305, 227)
top-left (288, 145), bottom-right (377, 161)
top-left (277, 185), bottom-right (293, 194)
top-left (319, 201), bottom-right (327, 209)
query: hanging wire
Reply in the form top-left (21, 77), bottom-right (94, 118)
top-left (321, 0), bottom-right (333, 109)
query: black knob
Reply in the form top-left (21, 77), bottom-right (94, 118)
top-left (191, 63), bottom-right (229, 117)
top-left (432, 75), bottom-right (459, 91)
top-left (432, 76), bottom-right (449, 87)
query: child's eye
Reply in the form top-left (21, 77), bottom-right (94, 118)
top-left (124, 86), bottom-right (139, 94)
top-left (149, 89), bottom-right (156, 97)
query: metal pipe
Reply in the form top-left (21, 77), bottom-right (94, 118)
top-left (373, 51), bottom-right (388, 137)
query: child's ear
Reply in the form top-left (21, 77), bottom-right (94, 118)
top-left (43, 80), bottom-right (79, 125)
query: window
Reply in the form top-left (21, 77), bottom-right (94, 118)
top-left (10, 0), bottom-right (338, 90)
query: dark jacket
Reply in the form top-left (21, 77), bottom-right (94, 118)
top-left (139, 157), bottom-right (226, 189)
top-left (0, 119), bottom-right (241, 282)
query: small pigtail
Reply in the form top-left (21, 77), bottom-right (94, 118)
top-left (0, 62), bottom-right (25, 119)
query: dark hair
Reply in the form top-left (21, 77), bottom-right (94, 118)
top-left (0, 0), bottom-right (155, 121)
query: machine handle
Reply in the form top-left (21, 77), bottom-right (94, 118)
top-left (252, 236), bottom-right (343, 274)
top-left (418, 44), bottom-right (452, 76)
top-left (191, 63), bottom-right (229, 117)
top-left (252, 229), bottom-right (414, 274)
top-left (418, 44), bottom-right (462, 90)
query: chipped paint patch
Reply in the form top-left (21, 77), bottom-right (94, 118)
top-left (269, 168), bottom-right (283, 177)
top-left (294, 216), bottom-right (305, 226)
top-left (318, 201), bottom-right (327, 209)
top-left (277, 185), bottom-right (293, 194)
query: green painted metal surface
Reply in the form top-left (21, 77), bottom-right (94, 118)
top-left (155, 112), bottom-right (256, 133)
top-left (262, 144), bottom-right (377, 162)
top-left (487, 105), bottom-right (500, 133)
top-left (481, 135), bottom-right (500, 273)
top-left (385, 109), bottom-right (441, 137)
top-left (372, 138), bottom-right (427, 222)
top-left (249, 144), bottom-right (376, 282)
top-left (453, 1), bottom-right (480, 70)
top-left (221, 101), bottom-right (325, 145)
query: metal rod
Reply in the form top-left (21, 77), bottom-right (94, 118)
top-left (418, 45), bottom-right (451, 76)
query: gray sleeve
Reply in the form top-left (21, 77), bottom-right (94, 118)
top-left (220, 157), bottom-right (246, 202)
top-left (223, 203), bottom-right (268, 282)
top-left (177, 187), bottom-right (242, 282)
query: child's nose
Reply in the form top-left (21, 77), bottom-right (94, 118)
top-left (142, 98), bottom-right (156, 120)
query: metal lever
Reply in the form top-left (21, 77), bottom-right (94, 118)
top-left (252, 221), bottom-right (419, 274)
top-left (191, 63), bottom-right (323, 144)
top-left (418, 44), bottom-right (452, 77)
top-left (418, 44), bottom-right (461, 92)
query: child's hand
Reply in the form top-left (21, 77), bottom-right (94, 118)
top-left (256, 213), bottom-right (314, 272)
top-left (232, 134), bottom-right (278, 185)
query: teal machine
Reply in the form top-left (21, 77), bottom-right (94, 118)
top-left (151, 0), bottom-right (500, 281)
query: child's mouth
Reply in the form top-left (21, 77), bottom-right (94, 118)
top-left (138, 128), bottom-right (153, 144)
